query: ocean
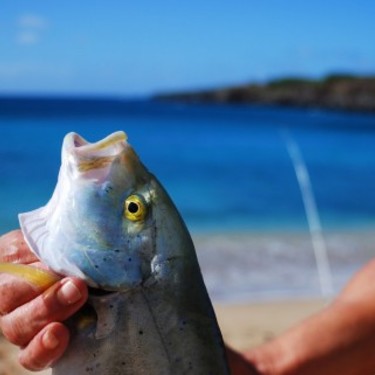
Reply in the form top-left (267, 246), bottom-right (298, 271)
top-left (1, 98), bottom-right (375, 301)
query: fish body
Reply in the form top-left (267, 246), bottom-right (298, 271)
top-left (17, 132), bottom-right (229, 374)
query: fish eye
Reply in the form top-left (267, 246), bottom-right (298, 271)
top-left (124, 194), bottom-right (147, 221)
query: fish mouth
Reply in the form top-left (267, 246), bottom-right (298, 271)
top-left (65, 131), bottom-right (127, 157)
top-left (63, 131), bottom-right (127, 164)
top-left (62, 131), bottom-right (128, 178)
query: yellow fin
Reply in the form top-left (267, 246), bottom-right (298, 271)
top-left (0, 263), bottom-right (61, 291)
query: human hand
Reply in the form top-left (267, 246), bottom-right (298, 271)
top-left (226, 346), bottom-right (260, 374)
top-left (0, 230), bottom-right (263, 374)
top-left (0, 230), bottom-right (88, 371)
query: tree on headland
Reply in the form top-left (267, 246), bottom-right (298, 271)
top-left (155, 73), bottom-right (375, 112)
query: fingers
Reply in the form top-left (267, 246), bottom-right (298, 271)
top-left (1, 277), bottom-right (88, 347)
top-left (0, 262), bottom-right (55, 315)
top-left (0, 229), bottom-right (38, 264)
top-left (0, 230), bottom-right (88, 371)
top-left (19, 322), bottom-right (70, 371)
top-left (0, 229), bottom-right (60, 313)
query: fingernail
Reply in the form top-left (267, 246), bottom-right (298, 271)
top-left (42, 330), bottom-right (59, 350)
top-left (57, 280), bottom-right (82, 305)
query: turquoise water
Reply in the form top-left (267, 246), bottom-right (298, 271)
top-left (1, 98), bottom-right (375, 235)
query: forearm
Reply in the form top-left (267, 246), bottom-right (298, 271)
top-left (245, 260), bottom-right (375, 375)
top-left (246, 303), bottom-right (375, 374)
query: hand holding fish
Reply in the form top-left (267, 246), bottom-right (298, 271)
top-left (3, 131), bottom-right (375, 375)
top-left (0, 234), bottom-right (257, 374)
top-left (0, 132), bottom-right (250, 374)
top-left (4, 237), bottom-right (375, 375)
top-left (0, 231), bottom-right (257, 374)
top-left (0, 230), bottom-right (88, 371)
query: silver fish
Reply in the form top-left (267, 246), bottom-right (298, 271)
top-left (18, 131), bottom-right (229, 375)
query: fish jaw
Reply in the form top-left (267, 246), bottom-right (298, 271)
top-left (19, 131), bottom-right (154, 291)
top-left (61, 131), bottom-right (128, 183)
top-left (63, 131), bottom-right (127, 156)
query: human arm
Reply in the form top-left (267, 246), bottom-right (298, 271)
top-left (0, 230), bottom-right (88, 371)
top-left (241, 258), bottom-right (375, 374)
top-left (226, 345), bottom-right (260, 374)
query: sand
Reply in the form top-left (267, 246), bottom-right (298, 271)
top-left (0, 298), bottom-right (326, 374)
top-left (214, 298), bottom-right (326, 351)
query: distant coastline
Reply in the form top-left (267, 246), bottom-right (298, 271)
top-left (154, 74), bottom-right (375, 112)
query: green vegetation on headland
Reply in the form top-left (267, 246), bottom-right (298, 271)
top-left (155, 74), bottom-right (375, 112)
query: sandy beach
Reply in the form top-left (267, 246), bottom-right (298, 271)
top-left (0, 298), bottom-right (326, 375)
top-left (214, 298), bottom-right (326, 352)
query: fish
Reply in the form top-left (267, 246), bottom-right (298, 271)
top-left (2, 131), bottom-right (230, 374)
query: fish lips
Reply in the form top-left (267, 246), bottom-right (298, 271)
top-left (61, 131), bottom-right (129, 182)
top-left (63, 131), bottom-right (128, 161)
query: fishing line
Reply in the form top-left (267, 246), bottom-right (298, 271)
top-left (281, 127), bottom-right (334, 300)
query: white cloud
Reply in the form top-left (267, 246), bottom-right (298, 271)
top-left (18, 14), bottom-right (48, 30)
top-left (17, 31), bottom-right (39, 45)
top-left (16, 13), bottom-right (48, 46)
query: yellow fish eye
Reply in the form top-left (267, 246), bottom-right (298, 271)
top-left (124, 194), bottom-right (147, 221)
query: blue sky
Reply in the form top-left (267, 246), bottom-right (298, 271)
top-left (1, 1), bottom-right (375, 96)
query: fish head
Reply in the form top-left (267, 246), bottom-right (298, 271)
top-left (19, 131), bottom-right (193, 291)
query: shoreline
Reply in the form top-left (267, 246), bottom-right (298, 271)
top-left (193, 229), bottom-right (375, 303)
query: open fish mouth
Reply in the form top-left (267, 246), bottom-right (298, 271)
top-left (64, 131), bottom-right (127, 157)
top-left (62, 131), bottom-right (129, 180)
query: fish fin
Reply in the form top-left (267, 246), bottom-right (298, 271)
top-left (19, 206), bottom-right (96, 288)
top-left (19, 207), bottom-right (49, 260)
top-left (19, 207), bottom-right (96, 287)
top-left (0, 263), bottom-right (61, 292)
